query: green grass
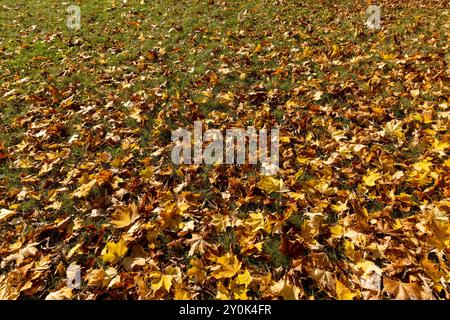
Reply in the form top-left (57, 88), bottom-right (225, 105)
top-left (263, 236), bottom-right (290, 268)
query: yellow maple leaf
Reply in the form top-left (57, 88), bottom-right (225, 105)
top-left (257, 176), bottom-right (283, 194)
top-left (151, 267), bottom-right (181, 293)
top-left (362, 170), bottom-right (382, 187)
top-left (392, 219), bottom-right (403, 230)
top-left (331, 43), bottom-right (340, 58)
top-left (288, 192), bottom-right (305, 200)
top-left (236, 269), bottom-right (252, 287)
top-left (413, 159), bottom-right (433, 172)
top-left (210, 214), bottom-right (230, 233)
top-left (444, 158), bottom-right (450, 168)
top-left (330, 224), bottom-right (344, 237)
top-left (216, 282), bottom-right (230, 300)
top-left (230, 280), bottom-right (249, 300)
top-left (72, 179), bottom-right (97, 198)
top-left (101, 238), bottom-right (128, 264)
top-left (67, 243), bottom-right (82, 259)
top-left (302, 46), bottom-right (312, 58)
top-left (217, 91), bottom-right (235, 102)
top-left (253, 43), bottom-right (263, 54)
top-left (343, 240), bottom-right (355, 261)
top-left (211, 253), bottom-right (242, 279)
top-left (432, 139), bottom-right (449, 153)
top-left (380, 52), bottom-right (396, 60)
top-left (151, 274), bottom-right (174, 292)
top-left (174, 284), bottom-right (191, 300)
top-left (140, 166), bottom-right (154, 180)
top-left (331, 201), bottom-right (348, 213)
top-left (271, 279), bottom-right (301, 300)
top-left (177, 201), bottom-right (190, 215)
top-left (336, 279), bottom-right (357, 300)
top-left (187, 258), bottom-right (207, 283)
top-left (244, 212), bottom-right (265, 233)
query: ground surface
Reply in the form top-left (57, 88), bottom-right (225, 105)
top-left (0, 0), bottom-right (449, 300)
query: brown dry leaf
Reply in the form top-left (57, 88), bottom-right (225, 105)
top-left (383, 278), bottom-right (423, 300)
top-left (185, 234), bottom-right (209, 256)
top-left (110, 204), bottom-right (140, 228)
top-left (45, 287), bottom-right (73, 300)
top-left (0, 209), bottom-right (16, 222)
top-left (85, 269), bottom-right (106, 287)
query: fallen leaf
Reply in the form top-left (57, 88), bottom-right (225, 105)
top-left (101, 239), bottom-right (128, 264)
